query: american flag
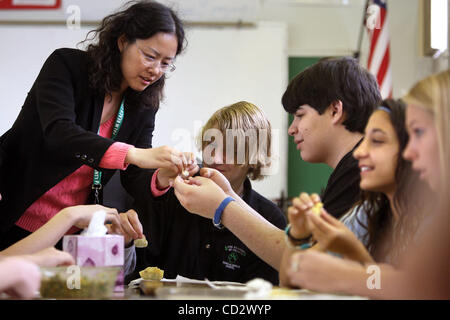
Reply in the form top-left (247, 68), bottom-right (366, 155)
top-left (366, 0), bottom-right (393, 99)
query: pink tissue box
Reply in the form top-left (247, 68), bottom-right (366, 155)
top-left (63, 235), bottom-right (125, 291)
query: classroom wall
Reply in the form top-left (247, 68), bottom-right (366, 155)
top-left (259, 0), bottom-right (441, 97)
top-left (0, 0), bottom-right (445, 202)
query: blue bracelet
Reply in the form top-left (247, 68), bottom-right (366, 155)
top-left (213, 196), bottom-right (235, 229)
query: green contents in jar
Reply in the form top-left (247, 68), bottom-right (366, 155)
top-left (40, 267), bottom-right (120, 299)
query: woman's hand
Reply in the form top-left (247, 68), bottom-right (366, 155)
top-left (287, 192), bottom-right (321, 240)
top-left (126, 146), bottom-right (189, 173)
top-left (107, 209), bottom-right (144, 247)
top-left (307, 209), bottom-right (374, 264)
top-left (172, 176), bottom-right (228, 219)
top-left (156, 152), bottom-right (199, 189)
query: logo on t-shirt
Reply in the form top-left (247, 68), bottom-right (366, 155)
top-left (222, 245), bottom-right (246, 270)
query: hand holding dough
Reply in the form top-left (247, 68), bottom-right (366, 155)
top-left (311, 202), bottom-right (323, 216)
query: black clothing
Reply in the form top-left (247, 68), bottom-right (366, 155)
top-left (321, 139), bottom-right (362, 219)
top-left (0, 48), bottom-right (157, 241)
top-left (128, 178), bottom-right (287, 285)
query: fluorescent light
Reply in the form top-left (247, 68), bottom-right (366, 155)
top-left (430, 0), bottom-right (448, 51)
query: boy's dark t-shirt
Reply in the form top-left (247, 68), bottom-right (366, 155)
top-left (128, 178), bottom-right (287, 285)
top-left (321, 139), bottom-right (362, 219)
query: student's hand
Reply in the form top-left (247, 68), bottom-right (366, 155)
top-left (126, 146), bottom-right (188, 173)
top-left (285, 250), bottom-right (365, 293)
top-left (0, 256), bottom-right (41, 299)
top-left (23, 247), bottom-right (75, 267)
top-left (199, 168), bottom-right (234, 195)
top-left (61, 204), bottom-right (121, 230)
top-left (306, 210), bottom-right (374, 263)
top-left (157, 152), bottom-right (199, 189)
top-left (107, 209), bottom-right (143, 246)
top-left (287, 193), bottom-right (322, 240)
top-left (172, 176), bottom-right (228, 219)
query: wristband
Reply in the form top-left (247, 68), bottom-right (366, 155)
top-left (213, 196), bottom-right (235, 229)
top-left (284, 224), bottom-right (311, 249)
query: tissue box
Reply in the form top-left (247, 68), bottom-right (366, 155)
top-left (63, 235), bottom-right (125, 292)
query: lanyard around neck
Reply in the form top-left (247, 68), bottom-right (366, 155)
top-left (92, 98), bottom-right (125, 197)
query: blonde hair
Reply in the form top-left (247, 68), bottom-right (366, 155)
top-left (198, 101), bottom-right (272, 180)
top-left (402, 69), bottom-right (450, 191)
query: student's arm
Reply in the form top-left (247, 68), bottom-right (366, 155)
top-left (285, 250), bottom-right (400, 298)
top-left (172, 175), bottom-right (285, 271)
top-left (278, 193), bottom-right (318, 287)
top-left (1, 205), bottom-right (121, 256)
top-left (12, 247), bottom-right (75, 267)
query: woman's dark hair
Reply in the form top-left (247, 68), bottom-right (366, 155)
top-left (80, 0), bottom-right (185, 109)
top-left (356, 99), bottom-right (428, 263)
top-left (281, 57), bottom-right (382, 133)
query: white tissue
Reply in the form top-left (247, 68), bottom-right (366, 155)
top-left (81, 210), bottom-right (108, 236)
top-left (244, 278), bottom-right (273, 299)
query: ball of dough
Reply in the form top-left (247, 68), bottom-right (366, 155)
top-left (134, 235), bottom-right (148, 248)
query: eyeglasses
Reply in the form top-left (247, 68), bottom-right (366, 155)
top-left (136, 44), bottom-right (176, 74)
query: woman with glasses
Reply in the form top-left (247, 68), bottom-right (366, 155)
top-left (0, 0), bottom-right (198, 249)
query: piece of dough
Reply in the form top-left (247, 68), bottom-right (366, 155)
top-left (181, 170), bottom-right (189, 179)
top-left (134, 235), bottom-right (148, 248)
top-left (311, 202), bottom-right (323, 216)
top-left (139, 266), bottom-right (164, 281)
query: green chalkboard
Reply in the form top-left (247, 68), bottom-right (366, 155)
top-left (287, 57), bottom-right (334, 198)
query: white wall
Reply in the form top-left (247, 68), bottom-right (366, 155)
top-left (156, 22), bottom-right (288, 199)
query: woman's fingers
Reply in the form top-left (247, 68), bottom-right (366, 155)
top-left (125, 209), bottom-right (143, 238)
top-left (104, 212), bottom-right (121, 229)
top-left (119, 212), bottom-right (139, 240)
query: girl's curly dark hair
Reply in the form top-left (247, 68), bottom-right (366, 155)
top-left (80, 0), bottom-right (185, 110)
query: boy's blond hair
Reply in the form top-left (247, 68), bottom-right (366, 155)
top-left (198, 101), bottom-right (272, 180)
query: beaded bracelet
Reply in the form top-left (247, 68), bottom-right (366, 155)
top-left (284, 224), bottom-right (312, 249)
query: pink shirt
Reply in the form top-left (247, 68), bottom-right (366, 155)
top-left (150, 169), bottom-right (171, 197)
top-left (16, 115), bottom-right (133, 233)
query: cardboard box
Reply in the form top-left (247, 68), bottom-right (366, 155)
top-left (63, 235), bottom-right (124, 291)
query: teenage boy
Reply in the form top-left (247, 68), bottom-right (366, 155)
top-left (128, 101), bottom-right (286, 285)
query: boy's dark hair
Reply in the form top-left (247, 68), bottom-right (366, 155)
top-left (81, 0), bottom-right (185, 110)
top-left (282, 57), bottom-right (382, 133)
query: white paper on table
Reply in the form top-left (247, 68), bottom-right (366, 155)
top-left (128, 275), bottom-right (246, 289)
